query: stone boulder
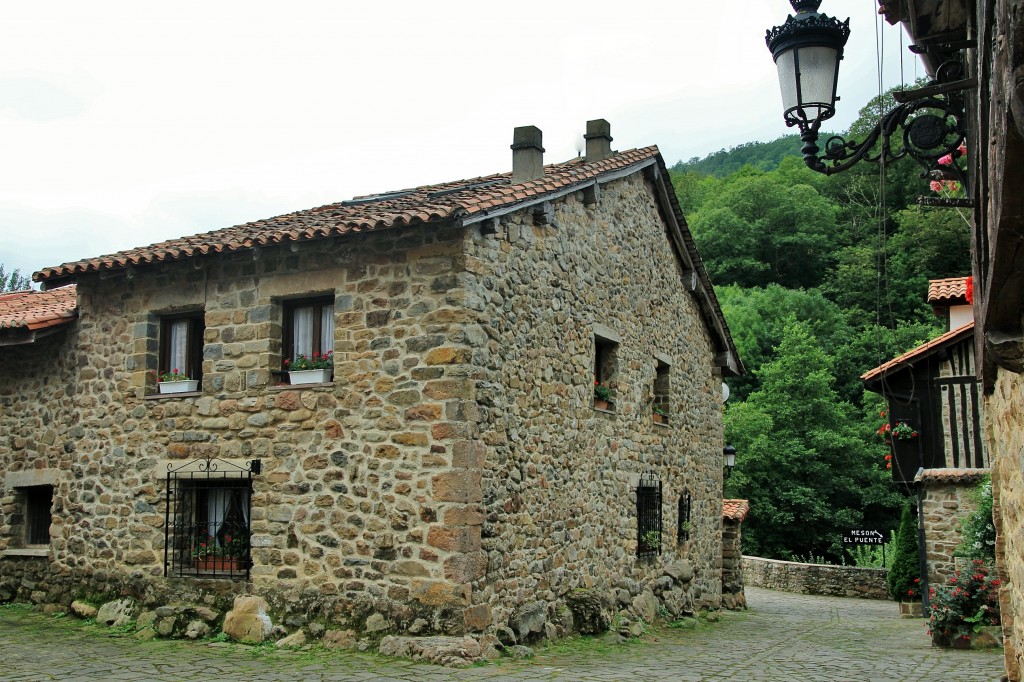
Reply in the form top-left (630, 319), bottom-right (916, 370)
top-left (96, 598), bottom-right (139, 628)
top-left (276, 630), bottom-right (307, 648)
top-left (566, 589), bottom-right (613, 635)
top-left (664, 560), bottom-right (694, 586)
top-left (631, 589), bottom-right (658, 624)
top-left (222, 596), bottom-right (274, 644)
top-left (70, 600), bottom-right (98, 619)
top-left (379, 635), bottom-right (482, 667)
top-left (322, 628), bottom-right (357, 649)
top-left (509, 601), bottom-right (547, 641)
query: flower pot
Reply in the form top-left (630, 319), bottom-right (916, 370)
top-left (594, 398), bottom-right (610, 411)
top-left (289, 369), bottom-right (332, 385)
top-left (653, 413), bottom-right (668, 425)
top-left (159, 380), bottom-right (199, 394)
top-left (195, 558), bottom-right (243, 572)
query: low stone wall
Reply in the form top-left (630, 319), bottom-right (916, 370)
top-left (742, 556), bottom-right (888, 600)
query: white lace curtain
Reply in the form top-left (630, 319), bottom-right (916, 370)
top-left (168, 319), bottom-right (189, 373)
top-left (291, 304), bottom-right (334, 359)
top-left (206, 489), bottom-right (249, 541)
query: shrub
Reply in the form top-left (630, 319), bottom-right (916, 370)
top-left (887, 502), bottom-right (921, 601)
top-left (954, 477), bottom-right (996, 561)
top-left (927, 560), bottom-right (1001, 645)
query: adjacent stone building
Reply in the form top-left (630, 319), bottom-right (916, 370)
top-left (878, 1), bottom-right (1024, 677)
top-left (862, 277), bottom-right (989, 589)
top-left (0, 121), bottom-right (743, 644)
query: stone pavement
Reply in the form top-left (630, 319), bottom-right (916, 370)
top-left (0, 587), bottom-right (1006, 681)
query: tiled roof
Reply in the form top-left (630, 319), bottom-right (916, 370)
top-left (928, 277), bottom-right (970, 304)
top-left (31, 144), bottom-right (744, 376)
top-left (861, 322), bottom-right (975, 384)
top-left (723, 499), bottom-right (750, 522)
top-left (915, 468), bottom-right (989, 485)
top-left (34, 148), bottom-right (661, 283)
top-left (0, 285), bottom-right (77, 332)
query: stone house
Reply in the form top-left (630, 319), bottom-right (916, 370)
top-left (0, 120), bottom-right (742, 643)
top-left (879, 1), bottom-right (1024, 677)
top-left (862, 276), bottom-right (989, 590)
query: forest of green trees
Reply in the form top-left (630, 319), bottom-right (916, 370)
top-left (671, 89), bottom-right (972, 562)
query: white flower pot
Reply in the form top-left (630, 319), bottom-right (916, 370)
top-left (158, 380), bottom-right (199, 394)
top-left (289, 369), bottom-right (331, 385)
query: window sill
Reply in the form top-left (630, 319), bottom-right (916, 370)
top-left (144, 391), bottom-right (202, 400)
top-left (593, 406), bottom-right (616, 415)
top-left (653, 420), bottom-right (670, 428)
top-left (1, 548), bottom-right (50, 558)
top-left (267, 382), bottom-right (334, 392)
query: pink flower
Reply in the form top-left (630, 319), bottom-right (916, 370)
top-left (930, 180), bottom-right (944, 192)
top-left (938, 154), bottom-right (953, 166)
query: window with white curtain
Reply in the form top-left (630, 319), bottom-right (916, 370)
top-left (160, 313), bottom-right (205, 385)
top-left (284, 297), bottom-right (334, 363)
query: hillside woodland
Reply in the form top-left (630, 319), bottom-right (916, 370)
top-left (671, 88), bottom-right (972, 562)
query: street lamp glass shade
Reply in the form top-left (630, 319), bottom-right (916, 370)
top-left (766, 1), bottom-right (850, 131)
top-left (774, 44), bottom-right (842, 126)
top-left (723, 445), bottom-right (737, 469)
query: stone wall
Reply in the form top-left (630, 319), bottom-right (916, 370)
top-left (1, 223), bottom-right (487, 632)
top-left (0, 170), bottom-right (728, 642)
top-left (721, 519), bottom-right (745, 609)
top-left (921, 480), bottom-right (980, 587)
top-left (466, 172), bottom-right (725, 632)
top-left (743, 556), bottom-right (888, 600)
top-left (987, 367), bottom-right (1024, 679)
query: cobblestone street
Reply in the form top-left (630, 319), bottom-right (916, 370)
top-left (0, 588), bottom-right (1005, 681)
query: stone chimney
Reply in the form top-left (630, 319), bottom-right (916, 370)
top-left (511, 125), bottom-right (544, 184)
top-left (585, 119), bottom-right (613, 162)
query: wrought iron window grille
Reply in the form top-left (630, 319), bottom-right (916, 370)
top-left (164, 457), bottom-right (260, 580)
top-left (678, 490), bottom-right (692, 544)
top-left (636, 472), bottom-right (663, 558)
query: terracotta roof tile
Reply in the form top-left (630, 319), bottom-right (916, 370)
top-left (861, 322), bottom-right (974, 384)
top-left (723, 499), bottom-right (750, 521)
top-left (928, 276), bottom-right (970, 304)
top-left (0, 285), bottom-right (77, 332)
top-left (29, 145), bottom-right (743, 377)
top-left (34, 148), bottom-right (660, 283)
top-left (915, 468), bottom-right (989, 484)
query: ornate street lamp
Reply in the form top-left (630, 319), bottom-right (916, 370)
top-left (766, 0), bottom-right (969, 186)
top-left (723, 445), bottom-right (737, 479)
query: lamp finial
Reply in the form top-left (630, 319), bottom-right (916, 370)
top-left (790, 0), bottom-right (822, 12)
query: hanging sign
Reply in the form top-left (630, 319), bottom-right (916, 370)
top-left (843, 529), bottom-right (885, 545)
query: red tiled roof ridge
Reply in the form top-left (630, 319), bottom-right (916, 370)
top-left (861, 321), bottom-right (975, 382)
top-left (928, 276), bottom-right (970, 303)
top-left (0, 285), bottom-right (78, 331)
top-left (34, 147), bottom-right (661, 283)
top-left (915, 467), bottom-right (990, 484)
top-left (723, 499), bottom-right (750, 521)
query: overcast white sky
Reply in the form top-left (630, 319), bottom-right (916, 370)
top-left (0, 1), bottom-right (921, 282)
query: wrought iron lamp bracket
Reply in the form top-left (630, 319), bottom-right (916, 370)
top-left (794, 61), bottom-right (969, 184)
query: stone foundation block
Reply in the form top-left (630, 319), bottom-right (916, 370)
top-left (222, 595), bottom-right (274, 644)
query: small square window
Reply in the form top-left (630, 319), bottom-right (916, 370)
top-left (654, 360), bottom-right (670, 423)
top-left (636, 473), bottom-right (662, 558)
top-left (283, 297), bottom-right (334, 366)
top-left (160, 313), bottom-right (205, 387)
top-left (594, 335), bottom-right (619, 409)
top-left (167, 478), bottom-right (253, 580)
top-left (24, 486), bottom-right (53, 546)
top-left (678, 490), bottom-right (692, 544)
